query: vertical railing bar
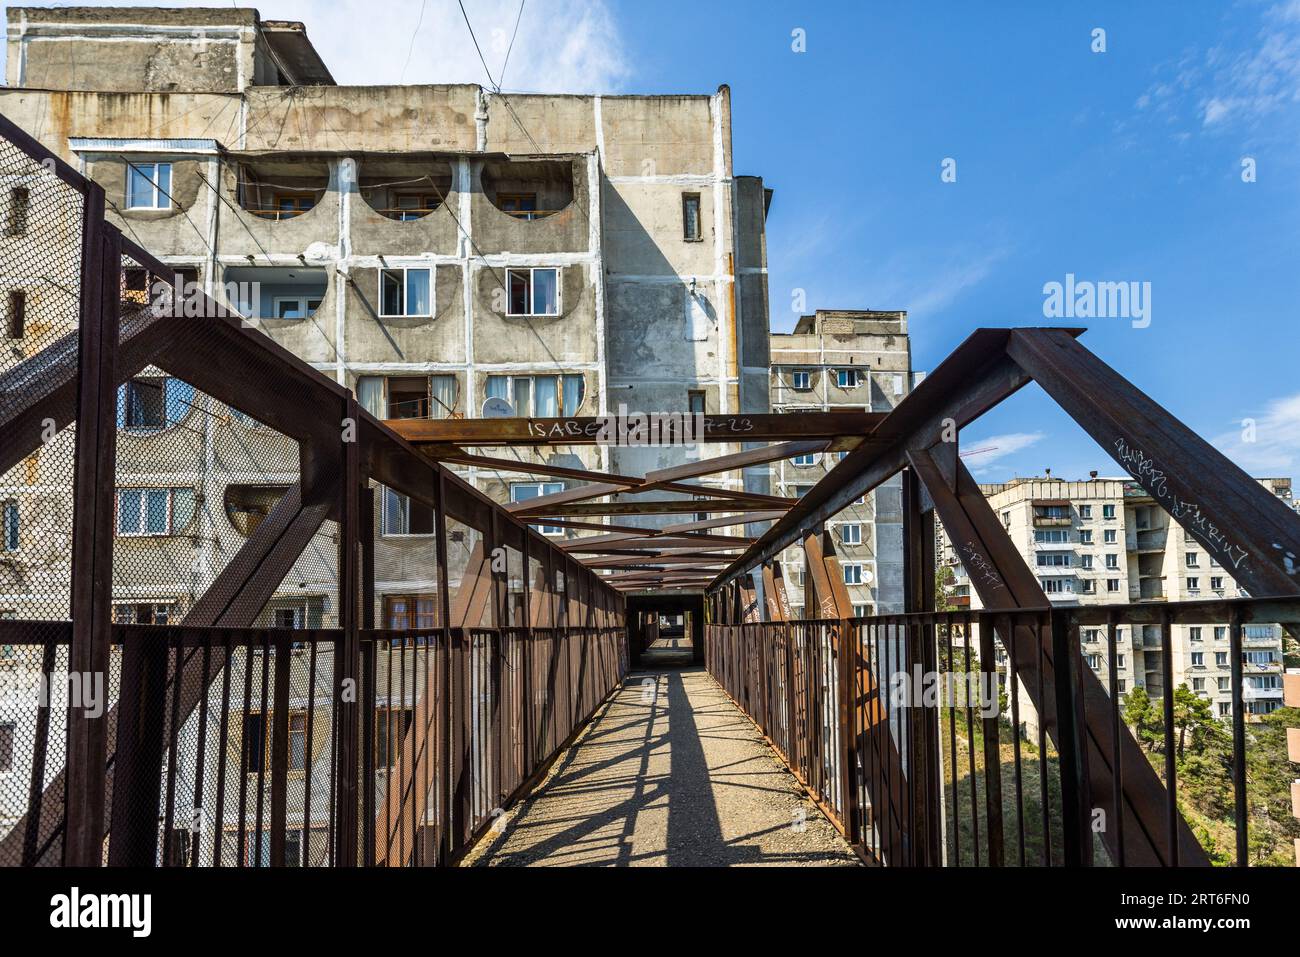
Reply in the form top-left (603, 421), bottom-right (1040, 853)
top-left (253, 634), bottom-right (270, 867)
top-left (190, 637), bottom-right (212, 867)
top-left (1229, 606), bottom-right (1248, 868)
top-left (1035, 615), bottom-right (1051, 866)
top-left (1106, 610), bottom-right (1124, 867)
top-left (269, 635), bottom-right (291, 867)
top-left (161, 633), bottom-right (183, 865)
top-left (212, 634), bottom-right (232, 867)
top-left (303, 641), bottom-right (319, 867)
top-left (1160, 607), bottom-right (1177, 867)
top-left (1006, 615), bottom-right (1025, 867)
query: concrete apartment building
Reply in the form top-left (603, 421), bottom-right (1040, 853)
top-left (938, 476), bottom-right (1292, 733)
top-left (0, 4), bottom-right (775, 614)
top-left (768, 310), bottom-right (913, 615)
top-left (0, 4), bottom-right (774, 861)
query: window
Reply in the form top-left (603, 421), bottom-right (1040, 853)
top-left (242, 710), bottom-right (308, 776)
top-left (687, 390), bottom-right (706, 416)
top-left (1217, 676), bottom-right (1230, 692)
top-left (5, 290), bottom-right (24, 339)
top-left (1083, 628), bottom-right (1099, 643)
top-left (1116, 654), bottom-right (1126, 668)
top-left (117, 377), bottom-right (194, 431)
top-left (1105, 554), bottom-right (1118, 569)
top-left (1085, 654), bottom-right (1101, 670)
top-left (112, 603), bottom-right (176, 625)
top-left (1218, 701), bottom-right (1231, 717)
top-left (1078, 505), bottom-right (1092, 519)
top-left (485, 374), bottom-right (583, 417)
top-left (1192, 678), bottom-right (1205, 691)
top-left (5, 187), bottom-right (29, 236)
top-left (1215, 651), bottom-right (1229, 667)
top-left (1103, 529), bottom-right (1117, 544)
top-left (511, 482), bottom-right (564, 536)
top-left (381, 487), bottom-right (434, 536)
top-left (1210, 576), bottom-right (1224, 591)
top-left (1038, 505), bottom-right (1070, 520)
top-left (852, 603), bottom-right (869, 618)
top-left (792, 484), bottom-right (816, 498)
top-left (358, 374), bottom-right (458, 420)
top-left (2, 501), bottom-right (16, 551)
top-left (842, 564), bottom-right (863, 585)
top-left (1186, 577), bottom-right (1199, 592)
top-left (115, 488), bottom-right (195, 537)
top-left (1040, 578), bottom-right (1072, 593)
top-left (1214, 626), bottom-right (1227, 641)
top-left (126, 162), bottom-right (172, 209)
top-left (274, 193), bottom-right (315, 219)
top-left (384, 595), bottom-right (437, 630)
top-left (1186, 552), bottom-right (1199, 568)
top-left (1189, 626), bottom-right (1202, 641)
top-left (1079, 554), bottom-right (1094, 569)
top-left (837, 369), bottom-right (860, 388)
top-left (1116, 679), bottom-right (1127, 693)
top-left (1102, 504), bottom-right (1116, 519)
top-left (840, 523), bottom-right (862, 545)
top-left (393, 193), bottom-right (439, 221)
top-left (682, 193), bottom-right (702, 241)
top-left (791, 370), bottom-right (811, 391)
top-left (272, 608), bottom-right (301, 629)
top-left (0, 722), bottom-right (13, 772)
top-left (1034, 529), bottom-right (1069, 543)
top-left (273, 295), bottom-right (323, 320)
top-left (791, 452), bottom-right (818, 467)
top-left (376, 706), bottom-right (414, 768)
top-left (506, 267), bottom-right (559, 316)
top-left (498, 192), bottom-right (538, 218)
top-left (379, 268), bottom-right (432, 317)
top-left (1036, 553), bottom-right (1071, 567)
top-left (1191, 652), bottom-right (1204, 667)
top-left (1081, 579), bottom-right (1095, 594)
top-left (1079, 529), bottom-right (1093, 545)
top-left (1002, 511), bottom-right (1011, 529)
top-left (1107, 579), bottom-right (1120, 593)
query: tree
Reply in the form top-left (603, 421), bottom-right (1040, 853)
top-left (1122, 686), bottom-right (1162, 751)
top-left (1170, 685), bottom-right (1226, 759)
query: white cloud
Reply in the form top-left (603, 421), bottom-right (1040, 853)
top-left (1211, 391), bottom-right (1300, 474)
top-left (904, 246), bottom-right (1010, 317)
top-left (1, 0), bottom-right (631, 93)
top-left (959, 432), bottom-right (1045, 475)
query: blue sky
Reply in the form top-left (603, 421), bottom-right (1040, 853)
top-left (4, 0), bottom-right (1298, 482)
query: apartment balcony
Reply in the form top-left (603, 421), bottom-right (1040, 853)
top-left (471, 157), bottom-right (590, 255)
top-left (216, 155), bottom-right (339, 257)
top-left (1032, 516), bottom-right (1072, 528)
top-left (350, 158), bottom-right (459, 257)
top-left (1034, 540), bottom-right (1075, 551)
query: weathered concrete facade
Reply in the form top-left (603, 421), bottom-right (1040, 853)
top-left (769, 310), bottom-right (913, 614)
top-left (0, 6), bottom-right (773, 635)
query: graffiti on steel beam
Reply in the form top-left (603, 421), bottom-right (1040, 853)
top-left (1112, 437), bottom-right (1251, 572)
top-left (960, 542), bottom-right (1005, 592)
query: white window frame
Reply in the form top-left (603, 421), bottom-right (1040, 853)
top-left (115, 487), bottom-right (192, 537)
top-left (837, 369), bottom-right (860, 389)
top-left (272, 295), bottom-right (323, 320)
top-left (791, 370), bottom-right (811, 391)
top-left (791, 452), bottom-right (818, 467)
top-left (380, 486), bottom-right (435, 537)
top-left (1, 500), bottom-right (16, 552)
top-left (840, 522), bottom-right (862, 545)
top-left (506, 267), bottom-right (561, 317)
top-left (511, 482), bottom-right (564, 536)
top-left (842, 563), bottom-right (864, 585)
top-left (378, 267), bottom-right (433, 318)
top-left (125, 161), bottom-right (172, 210)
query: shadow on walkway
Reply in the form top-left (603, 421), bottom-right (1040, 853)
top-left (465, 662), bottom-right (860, 868)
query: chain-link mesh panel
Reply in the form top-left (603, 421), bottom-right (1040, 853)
top-left (0, 124), bottom-right (89, 867)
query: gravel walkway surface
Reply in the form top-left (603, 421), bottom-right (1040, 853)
top-left (464, 657), bottom-right (861, 867)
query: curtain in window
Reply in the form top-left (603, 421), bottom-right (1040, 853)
top-left (380, 270), bottom-right (404, 316)
top-left (534, 376), bottom-right (558, 417)
top-left (429, 375), bottom-right (456, 419)
top-left (145, 489), bottom-right (170, 534)
top-left (485, 376), bottom-right (508, 402)
top-left (562, 375), bottom-right (583, 416)
top-left (406, 270), bottom-right (431, 315)
top-left (532, 268), bottom-right (558, 314)
top-left (357, 376), bottom-right (384, 418)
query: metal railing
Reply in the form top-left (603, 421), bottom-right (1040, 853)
top-left (0, 109), bottom-right (630, 867)
top-left (707, 597), bottom-right (1299, 867)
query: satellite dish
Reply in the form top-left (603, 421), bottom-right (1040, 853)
top-left (481, 396), bottom-right (515, 418)
top-left (861, 569), bottom-right (874, 585)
